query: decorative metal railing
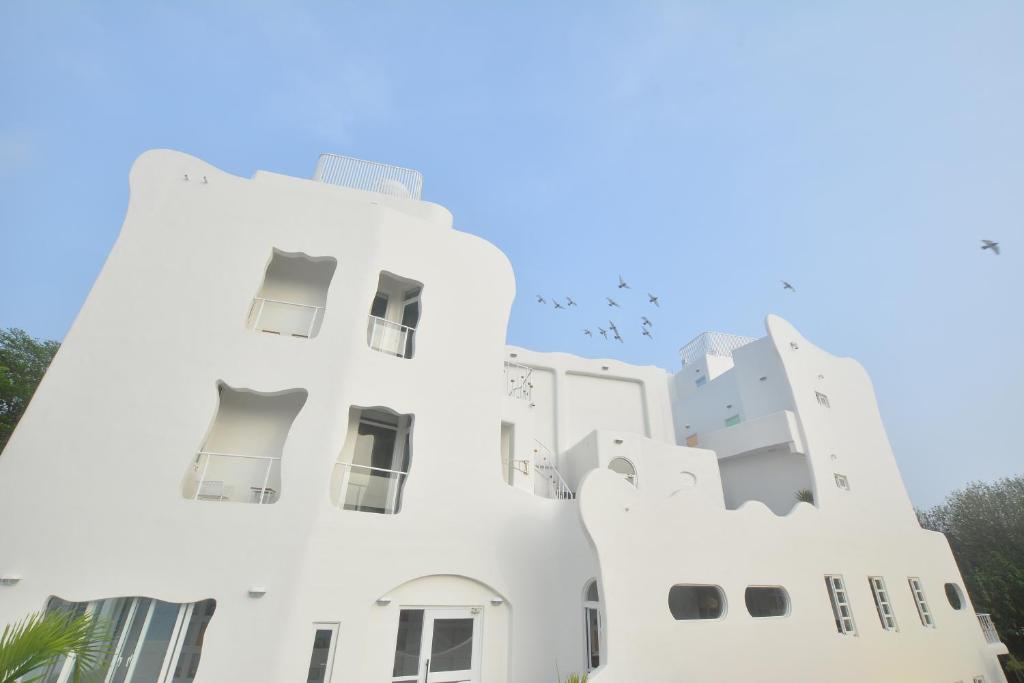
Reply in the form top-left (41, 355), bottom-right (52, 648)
top-left (190, 451), bottom-right (280, 504)
top-left (503, 362), bottom-right (533, 401)
top-left (678, 331), bottom-right (757, 366)
top-left (313, 153), bottom-right (423, 200)
top-left (533, 440), bottom-right (574, 500)
top-left (249, 297), bottom-right (323, 338)
top-left (367, 315), bottom-right (415, 358)
top-left (977, 613), bottom-right (1001, 644)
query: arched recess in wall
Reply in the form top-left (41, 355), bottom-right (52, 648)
top-left (371, 574), bottom-right (510, 683)
top-left (608, 457), bottom-right (637, 488)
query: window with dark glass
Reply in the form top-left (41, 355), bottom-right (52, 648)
top-left (668, 585), bottom-right (726, 620)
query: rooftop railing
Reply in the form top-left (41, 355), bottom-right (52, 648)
top-left (313, 153), bottom-right (423, 200)
top-left (679, 331), bottom-right (757, 367)
top-left (977, 613), bottom-right (1001, 644)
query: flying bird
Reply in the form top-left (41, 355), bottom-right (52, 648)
top-left (608, 321), bottom-right (619, 333)
top-left (642, 327), bottom-right (653, 339)
top-left (553, 301), bottom-right (565, 310)
top-left (566, 297), bottom-right (578, 307)
top-left (618, 275), bottom-right (631, 289)
top-left (597, 327), bottom-right (608, 339)
top-left (583, 328), bottom-right (592, 337)
top-left (641, 316), bottom-right (652, 327)
top-left (981, 240), bottom-right (1001, 255)
top-left (781, 281), bottom-right (796, 292)
top-left (536, 295), bottom-right (546, 304)
top-left (648, 293), bottom-right (659, 306)
top-left (606, 297), bottom-right (620, 307)
top-left (613, 331), bottom-right (624, 343)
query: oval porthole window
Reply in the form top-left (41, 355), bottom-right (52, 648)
top-left (668, 585), bottom-right (726, 620)
top-left (944, 583), bottom-right (964, 610)
top-left (608, 457), bottom-right (637, 488)
top-left (744, 586), bottom-right (789, 618)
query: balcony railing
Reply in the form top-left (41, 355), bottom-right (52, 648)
top-left (249, 297), bottom-right (323, 338)
top-left (504, 362), bottom-right (533, 401)
top-left (977, 613), bottom-right (1001, 644)
top-left (313, 153), bottom-right (423, 200)
top-left (332, 462), bottom-right (408, 514)
top-left (188, 451), bottom-right (280, 504)
top-left (679, 331), bottom-right (757, 366)
top-left (367, 315), bottom-right (415, 358)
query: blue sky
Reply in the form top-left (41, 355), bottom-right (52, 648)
top-left (1, 1), bottom-right (1021, 508)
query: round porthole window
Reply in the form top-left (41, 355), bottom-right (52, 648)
top-left (944, 583), bottom-right (964, 610)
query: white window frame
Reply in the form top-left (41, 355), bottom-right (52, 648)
top-left (825, 575), bottom-right (857, 635)
top-left (582, 580), bottom-right (603, 673)
top-left (306, 622), bottom-right (340, 683)
top-left (868, 577), bottom-right (898, 631)
top-left (908, 577), bottom-right (935, 628)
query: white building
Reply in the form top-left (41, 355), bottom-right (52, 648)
top-left (0, 150), bottom-right (1010, 683)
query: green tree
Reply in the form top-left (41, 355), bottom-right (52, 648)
top-left (0, 328), bottom-right (60, 453)
top-left (0, 609), bottom-right (110, 683)
top-left (918, 475), bottom-right (1024, 663)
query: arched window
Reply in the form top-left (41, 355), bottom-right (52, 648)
top-left (668, 585), bottom-right (726, 620)
top-left (608, 457), bottom-right (637, 487)
top-left (583, 580), bottom-right (602, 672)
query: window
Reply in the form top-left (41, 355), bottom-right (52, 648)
top-left (367, 272), bottom-right (422, 359)
top-left (184, 384), bottom-right (307, 504)
top-left (306, 623), bottom-right (339, 682)
top-left (392, 608), bottom-right (480, 682)
top-left (744, 586), bottom-right (789, 617)
top-left (908, 577), bottom-right (935, 627)
top-left (869, 577), bottom-right (898, 631)
top-left (333, 407), bottom-right (413, 514)
top-left (944, 583), bottom-right (964, 611)
top-left (608, 457), bottom-right (637, 487)
top-left (825, 575), bottom-right (856, 635)
top-left (695, 375), bottom-right (707, 388)
top-left (583, 580), bottom-right (602, 672)
top-left (724, 414), bottom-right (741, 427)
top-left (668, 585), bottom-right (726, 620)
top-left (36, 596), bottom-right (215, 683)
top-left (834, 473), bottom-right (850, 491)
top-left (248, 249), bottom-right (336, 338)
top-left (815, 391), bottom-right (830, 408)
top-left (685, 434), bottom-right (699, 447)
top-left (973, 677), bottom-right (985, 683)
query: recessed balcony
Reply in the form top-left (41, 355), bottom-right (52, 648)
top-left (247, 249), bottom-right (336, 339)
top-left (366, 272), bottom-right (421, 359)
top-left (331, 407), bottom-right (413, 514)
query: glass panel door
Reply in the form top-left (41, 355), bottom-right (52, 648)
top-left (391, 608), bottom-right (480, 683)
top-left (306, 623), bottom-right (339, 683)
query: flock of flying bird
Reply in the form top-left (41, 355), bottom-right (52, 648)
top-left (536, 275), bottom-right (661, 343)
top-left (537, 240), bottom-right (1002, 344)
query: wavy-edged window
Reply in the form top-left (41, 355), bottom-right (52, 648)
top-left (34, 596), bottom-right (216, 683)
top-left (331, 407), bottom-right (413, 514)
top-left (183, 383), bottom-right (307, 504)
top-left (248, 250), bottom-right (336, 339)
top-left (367, 272), bottom-right (422, 359)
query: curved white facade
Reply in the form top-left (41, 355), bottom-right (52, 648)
top-left (0, 150), bottom-right (1008, 682)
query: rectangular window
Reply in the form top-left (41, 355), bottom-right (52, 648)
top-left (834, 473), bottom-right (850, 491)
top-left (724, 414), bottom-right (741, 428)
top-left (908, 577), bottom-right (935, 627)
top-left (869, 577), bottom-right (898, 631)
top-left (306, 623), bottom-right (339, 682)
top-left (825, 575), bottom-right (856, 635)
top-left (695, 375), bottom-right (707, 388)
top-left (815, 391), bottom-right (830, 408)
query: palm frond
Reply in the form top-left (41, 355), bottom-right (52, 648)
top-left (0, 610), bottom-right (111, 683)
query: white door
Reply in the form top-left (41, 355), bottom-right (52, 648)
top-left (392, 607), bottom-right (482, 683)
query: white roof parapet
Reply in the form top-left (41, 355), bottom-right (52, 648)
top-left (678, 331), bottom-right (757, 367)
top-left (313, 153), bottom-right (424, 200)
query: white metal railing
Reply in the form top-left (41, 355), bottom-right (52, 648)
top-left (249, 297), bottom-right (323, 338)
top-left (503, 362), bottom-right (533, 401)
top-left (313, 153), bottom-right (423, 200)
top-left (333, 462), bottom-right (408, 514)
top-left (190, 451), bottom-right (280, 504)
top-left (977, 613), bottom-right (1001, 644)
top-left (533, 440), bottom-right (574, 500)
top-left (367, 315), bottom-right (415, 358)
top-left (679, 331), bottom-right (757, 366)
